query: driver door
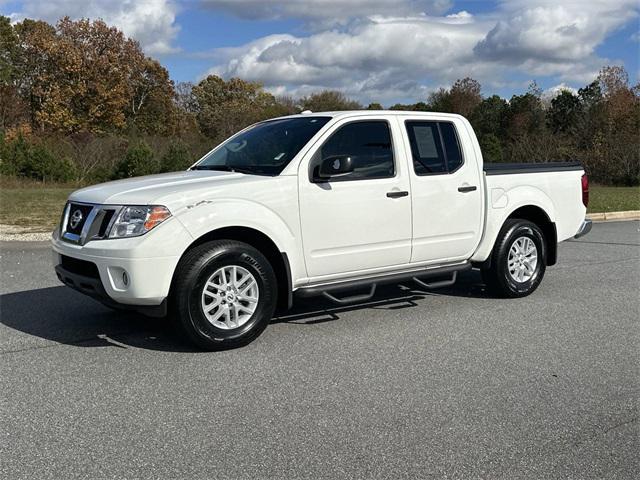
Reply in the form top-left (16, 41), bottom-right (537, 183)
top-left (298, 118), bottom-right (412, 280)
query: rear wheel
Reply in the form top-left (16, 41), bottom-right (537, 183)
top-left (482, 219), bottom-right (546, 298)
top-left (170, 240), bottom-right (277, 350)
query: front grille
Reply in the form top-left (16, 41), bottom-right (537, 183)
top-left (61, 203), bottom-right (120, 245)
top-left (65, 203), bottom-right (93, 235)
top-left (97, 209), bottom-right (116, 237)
top-left (60, 255), bottom-right (100, 278)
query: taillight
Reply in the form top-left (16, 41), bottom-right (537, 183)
top-left (581, 174), bottom-right (589, 207)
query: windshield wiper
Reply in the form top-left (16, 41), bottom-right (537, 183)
top-left (191, 165), bottom-right (232, 171)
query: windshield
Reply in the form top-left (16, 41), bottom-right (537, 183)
top-left (193, 116), bottom-right (331, 176)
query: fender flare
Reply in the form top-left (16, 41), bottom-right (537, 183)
top-left (472, 185), bottom-right (557, 264)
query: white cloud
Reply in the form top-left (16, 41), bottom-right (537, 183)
top-left (475, 1), bottom-right (637, 63)
top-left (541, 83), bottom-right (578, 105)
top-left (205, 13), bottom-right (493, 102)
top-left (3, 0), bottom-right (180, 55)
top-left (202, 0), bottom-right (638, 103)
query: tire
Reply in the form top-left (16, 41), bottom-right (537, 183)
top-left (170, 240), bottom-right (277, 350)
top-left (481, 219), bottom-right (547, 298)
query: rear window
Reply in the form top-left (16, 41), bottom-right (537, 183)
top-left (405, 121), bottom-right (464, 175)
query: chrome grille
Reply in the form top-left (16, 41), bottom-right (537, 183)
top-left (61, 202), bottom-right (121, 245)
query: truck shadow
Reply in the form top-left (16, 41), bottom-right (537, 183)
top-left (0, 285), bottom-right (196, 352)
top-left (0, 271), bottom-right (488, 352)
top-left (275, 270), bottom-right (489, 325)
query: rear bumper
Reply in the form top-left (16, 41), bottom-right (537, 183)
top-left (574, 218), bottom-right (592, 239)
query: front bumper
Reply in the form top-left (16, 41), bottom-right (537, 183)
top-left (51, 216), bottom-right (192, 309)
top-left (55, 262), bottom-right (167, 317)
top-left (574, 218), bottom-right (592, 239)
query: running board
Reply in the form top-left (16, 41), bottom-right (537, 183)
top-left (295, 263), bottom-right (470, 304)
top-left (322, 284), bottom-right (377, 304)
top-left (413, 271), bottom-right (457, 289)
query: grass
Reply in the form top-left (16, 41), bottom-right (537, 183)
top-left (0, 179), bottom-right (75, 231)
top-left (588, 185), bottom-right (640, 213)
top-left (0, 179), bottom-right (638, 232)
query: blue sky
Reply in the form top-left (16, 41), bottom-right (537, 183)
top-left (3, 0), bottom-right (639, 104)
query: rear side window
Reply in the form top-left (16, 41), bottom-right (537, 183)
top-left (317, 121), bottom-right (394, 181)
top-left (440, 122), bottom-right (463, 171)
top-left (405, 121), bottom-right (464, 175)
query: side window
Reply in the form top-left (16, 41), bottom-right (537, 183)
top-left (405, 121), bottom-right (464, 175)
top-left (405, 122), bottom-right (446, 174)
top-left (316, 121), bottom-right (394, 181)
top-left (440, 122), bottom-right (463, 171)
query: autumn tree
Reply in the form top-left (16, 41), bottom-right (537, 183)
top-left (448, 78), bottom-right (482, 117)
top-left (5, 17), bottom-right (175, 135)
top-left (592, 66), bottom-right (640, 184)
top-left (175, 81), bottom-right (197, 113)
top-left (266, 95), bottom-right (299, 118)
top-left (427, 88), bottom-right (451, 112)
top-left (0, 16), bottom-right (17, 83)
top-left (300, 90), bottom-right (361, 112)
top-left (9, 19), bottom-right (58, 130)
top-left (504, 92), bottom-right (545, 139)
top-left (130, 58), bottom-right (177, 134)
top-left (387, 102), bottom-right (429, 111)
top-left (428, 78), bottom-right (482, 117)
top-left (0, 16), bottom-right (28, 130)
top-left (192, 75), bottom-right (280, 140)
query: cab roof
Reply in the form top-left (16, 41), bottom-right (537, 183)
top-left (276, 110), bottom-right (466, 121)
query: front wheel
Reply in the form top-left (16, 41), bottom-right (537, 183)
top-left (482, 219), bottom-right (547, 298)
top-left (170, 240), bottom-right (277, 350)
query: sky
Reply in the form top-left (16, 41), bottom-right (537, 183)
top-left (2, 0), bottom-right (639, 105)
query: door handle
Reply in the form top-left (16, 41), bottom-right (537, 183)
top-left (457, 186), bottom-right (477, 193)
top-left (386, 191), bottom-right (409, 198)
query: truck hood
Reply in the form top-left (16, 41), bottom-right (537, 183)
top-left (69, 170), bottom-right (276, 211)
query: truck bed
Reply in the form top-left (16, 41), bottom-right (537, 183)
top-left (483, 162), bottom-right (583, 175)
top-left (476, 161), bottom-right (586, 262)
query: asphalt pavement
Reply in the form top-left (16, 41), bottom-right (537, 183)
top-left (1, 221), bottom-right (638, 479)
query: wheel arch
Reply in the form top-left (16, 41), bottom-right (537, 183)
top-left (474, 204), bottom-right (558, 268)
top-left (175, 226), bottom-right (293, 312)
top-left (506, 205), bottom-right (557, 266)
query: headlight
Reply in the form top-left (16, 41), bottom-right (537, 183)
top-left (108, 205), bottom-right (171, 238)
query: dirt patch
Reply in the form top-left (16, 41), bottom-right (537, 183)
top-left (0, 224), bottom-right (53, 242)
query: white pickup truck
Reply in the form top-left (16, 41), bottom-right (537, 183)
top-left (53, 111), bottom-right (592, 349)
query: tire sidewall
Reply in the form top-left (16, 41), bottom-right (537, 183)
top-left (497, 222), bottom-right (546, 296)
top-left (178, 243), bottom-right (277, 347)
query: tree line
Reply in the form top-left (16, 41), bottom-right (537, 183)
top-left (1, 16), bottom-right (638, 185)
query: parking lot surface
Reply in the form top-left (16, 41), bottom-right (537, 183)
top-left (1, 221), bottom-right (638, 479)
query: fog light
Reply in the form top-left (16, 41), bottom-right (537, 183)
top-left (107, 266), bottom-right (130, 291)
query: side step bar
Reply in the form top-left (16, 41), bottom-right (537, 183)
top-left (295, 263), bottom-right (471, 305)
top-left (322, 284), bottom-right (377, 305)
top-left (413, 271), bottom-right (458, 289)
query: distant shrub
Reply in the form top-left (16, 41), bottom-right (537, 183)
top-left (478, 134), bottom-right (503, 163)
top-left (0, 135), bottom-right (75, 182)
top-left (112, 142), bottom-right (158, 179)
top-left (159, 141), bottom-right (192, 172)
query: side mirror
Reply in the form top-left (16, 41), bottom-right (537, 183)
top-left (316, 155), bottom-right (354, 181)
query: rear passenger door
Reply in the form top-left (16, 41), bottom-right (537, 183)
top-left (402, 117), bottom-right (483, 263)
top-left (298, 118), bottom-right (412, 279)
